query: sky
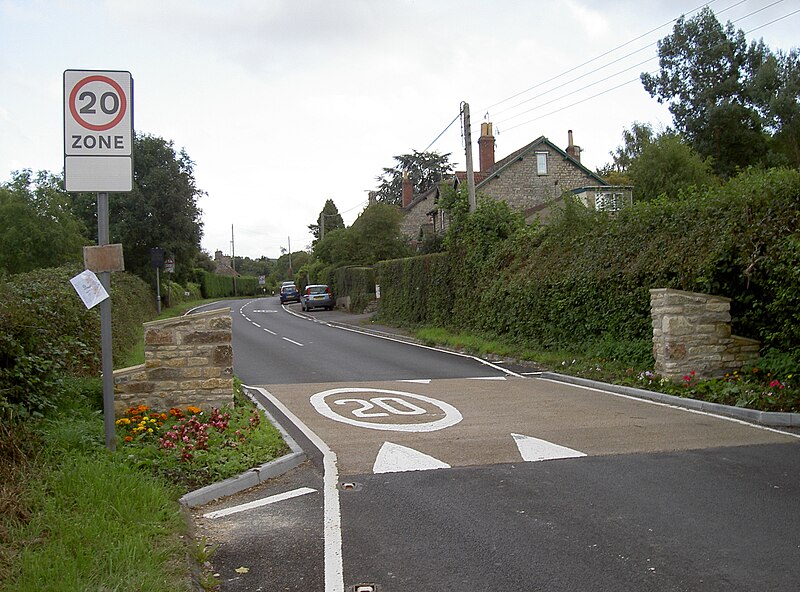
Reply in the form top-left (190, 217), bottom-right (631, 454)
top-left (2, 0), bottom-right (798, 260)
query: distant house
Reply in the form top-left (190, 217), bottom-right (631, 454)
top-left (399, 124), bottom-right (632, 241)
top-left (213, 250), bottom-right (238, 277)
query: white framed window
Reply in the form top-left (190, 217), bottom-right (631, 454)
top-left (536, 151), bottom-right (548, 175)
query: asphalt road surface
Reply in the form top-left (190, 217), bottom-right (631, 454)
top-left (192, 298), bottom-right (800, 592)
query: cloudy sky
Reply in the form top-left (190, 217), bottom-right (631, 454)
top-left (2, 0), bottom-right (797, 259)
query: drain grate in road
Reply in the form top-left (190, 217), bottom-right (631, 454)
top-left (339, 481), bottom-right (363, 491)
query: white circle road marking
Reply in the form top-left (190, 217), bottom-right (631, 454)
top-left (310, 387), bottom-right (462, 432)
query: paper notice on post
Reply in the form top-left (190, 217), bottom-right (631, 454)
top-left (70, 269), bottom-right (110, 309)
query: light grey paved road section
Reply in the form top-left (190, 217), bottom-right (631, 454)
top-left (260, 376), bottom-right (798, 476)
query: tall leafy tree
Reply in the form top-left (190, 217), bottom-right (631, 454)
top-left (0, 170), bottom-right (87, 274)
top-left (751, 48), bottom-right (800, 167)
top-left (628, 133), bottom-right (716, 201)
top-left (640, 7), bottom-right (780, 177)
top-left (375, 150), bottom-right (453, 206)
top-left (314, 203), bottom-right (410, 267)
top-left (70, 133), bottom-right (205, 283)
top-left (308, 199), bottom-right (345, 243)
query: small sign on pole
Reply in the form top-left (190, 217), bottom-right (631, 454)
top-left (69, 269), bottom-right (110, 309)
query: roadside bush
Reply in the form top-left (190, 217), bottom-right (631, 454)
top-left (334, 266), bottom-right (376, 312)
top-left (0, 265), bottom-right (154, 417)
top-left (376, 167), bottom-right (800, 357)
top-left (194, 270), bottom-right (260, 298)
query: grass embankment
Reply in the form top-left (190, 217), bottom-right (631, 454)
top-left (414, 327), bottom-right (799, 413)
top-left (1, 299), bottom-right (289, 592)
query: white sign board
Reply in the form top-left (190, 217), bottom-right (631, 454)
top-left (70, 269), bottom-right (110, 309)
top-left (64, 70), bottom-right (133, 192)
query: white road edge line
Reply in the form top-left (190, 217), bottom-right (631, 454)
top-left (535, 377), bottom-right (800, 440)
top-left (246, 386), bottom-right (344, 592)
top-left (202, 487), bottom-right (317, 519)
top-left (281, 305), bottom-right (524, 379)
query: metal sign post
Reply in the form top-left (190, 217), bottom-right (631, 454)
top-left (150, 248), bottom-right (164, 315)
top-left (64, 69), bottom-right (133, 451)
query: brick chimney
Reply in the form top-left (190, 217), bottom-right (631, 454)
top-left (401, 170), bottom-right (413, 208)
top-left (478, 122), bottom-right (496, 172)
top-left (566, 129), bottom-right (581, 162)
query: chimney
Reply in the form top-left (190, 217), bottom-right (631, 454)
top-left (478, 122), bottom-right (496, 172)
top-left (401, 170), bottom-right (413, 208)
top-left (368, 190), bottom-right (377, 206)
top-left (566, 129), bottom-right (581, 162)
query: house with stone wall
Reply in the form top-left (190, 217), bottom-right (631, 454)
top-left (399, 124), bottom-right (632, 241)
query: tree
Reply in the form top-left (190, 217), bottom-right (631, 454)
top-left (0, 170), bottom-right (87, 274)
top-left (70, 133), bottom-right (205, 283)
top-left (375, 150), bottom-right (454, 206)
top-left (752, 48), bottom-right (800, 167)
top-left (308, 199), bottom-right (345, 244)
top-left (628, 133), bottom-right (716, 201)
top-left (314, 203), bottom-right (410, 267)
top-left (605, 122), bottom-right (655, 174)
top-left (640, 7), bottom-right (781, 177)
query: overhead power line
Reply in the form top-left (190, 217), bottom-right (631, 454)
top-left (482, 0), bottom-right (723, 114)
top-left (418, 0), bottom-right (798, 154)
top-left (483, 0), bottom-right (796, 138)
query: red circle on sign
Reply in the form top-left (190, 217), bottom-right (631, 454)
top-left (69, 75), bottom-right (127, 132)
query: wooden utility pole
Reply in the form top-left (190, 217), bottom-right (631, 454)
top-left (231, 224), bottom-right (237, 296)
top-left (320, 211), bottom-right (325, 240)
top-left (462, 101), bottom-right (477, 213)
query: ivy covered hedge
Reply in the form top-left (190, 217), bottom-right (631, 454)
top-left (376, 168), bottom-right (800, 357)
top-left (334, 266), bottom-right (376, 312)
top-left (194, 270), bottom-right (261, 298)
top-left (0, 265), bottom-right (155, 416)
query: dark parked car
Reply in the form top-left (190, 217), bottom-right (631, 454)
top-left (301, 284), bottom-right (334, 311)
top-left (279, 283), bottom-right (300, 304)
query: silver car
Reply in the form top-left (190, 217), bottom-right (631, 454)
top-left (301, 284), bottom-right (334, 311)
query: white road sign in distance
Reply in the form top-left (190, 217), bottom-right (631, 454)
top-left (64, 70), bottom-right (133, 192)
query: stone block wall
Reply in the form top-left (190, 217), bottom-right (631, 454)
top-left (113, 307), bottom-right (233, 415)
top-left (650, 289), bottom-right (760, 381)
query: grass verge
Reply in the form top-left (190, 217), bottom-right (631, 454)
top-left (2, 296), bottom-right (291, 591)
top-left (412, 326), bottom-right (799, 413)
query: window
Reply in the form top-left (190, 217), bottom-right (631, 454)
top-left (536, 152), bottom-right (548, 175)
top-left (595, 191), bottom-right (630, 213)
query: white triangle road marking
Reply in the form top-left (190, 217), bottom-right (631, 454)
top-left (512, 433), bottom-right (587, 462)
top-left (372, 442), bottom-right (451, 474)
top-left (466, 376), bottom-right (507, 381)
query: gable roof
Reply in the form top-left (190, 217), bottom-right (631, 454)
top-left (475, 135), bottom-right (608, 189)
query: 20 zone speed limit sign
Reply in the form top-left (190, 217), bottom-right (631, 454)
top-left (64, 69), bottom-right (133, 192)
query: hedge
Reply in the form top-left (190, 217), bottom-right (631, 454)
top-left (194, 270), bottom-right (261, 298)
top-left (0, 265), bottom-right (155, 416)
top-left (333, 266), bottom-right (376, 313)
top-left (376, 168), bottom-right (800, 356)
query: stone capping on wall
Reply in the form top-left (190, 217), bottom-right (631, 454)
top-left (113, 307), bottom-right (234, 415)
top-left (650, 288), bottom-right (760, 381)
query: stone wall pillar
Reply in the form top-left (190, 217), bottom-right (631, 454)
top-left (114, 307), bottom-right (233, 414)
top-left (650, 289), bottom-right (759, 381)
